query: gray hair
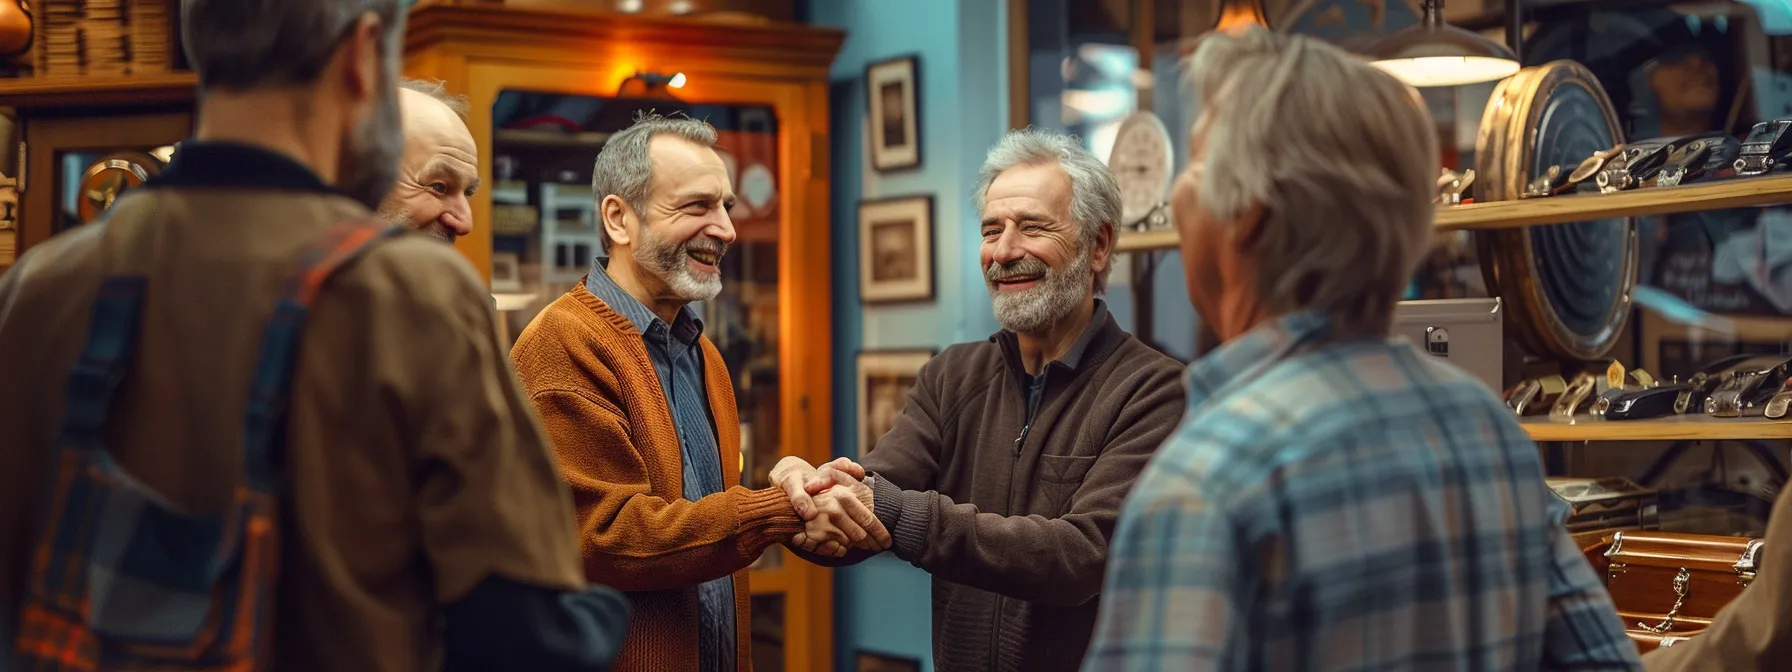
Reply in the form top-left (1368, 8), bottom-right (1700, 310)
top-left (1184, 29), bottom-right (1437, 338)
top-left (972, 127), bottom-right (1122, 293)
top-left (399, 77), bottom-right (472, 122)
top-left (182, 0), bottom-right (406, 92)
top-left (590, 113), bottom-right (720, 253)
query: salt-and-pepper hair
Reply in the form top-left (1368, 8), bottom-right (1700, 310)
top-left (1184, 29), bottom-right (1438, 338)
top-left (590, 112), bottom-right (720, 253)
top-left (182, 0), bottom-right (406, 93)
top-left (972, 127), bottom-right (1122, 293)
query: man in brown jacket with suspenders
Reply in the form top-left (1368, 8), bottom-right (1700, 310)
top-left (0, 1), bottom-right (626, 668)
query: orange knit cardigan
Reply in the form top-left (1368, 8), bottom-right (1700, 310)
top-left (510, 282), bottom-right (803, 672)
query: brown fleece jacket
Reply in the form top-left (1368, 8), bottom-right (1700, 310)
top-left (795, 301), bottom-right (1186, 671)
top-left (510, 281), bottom-right (803, 671)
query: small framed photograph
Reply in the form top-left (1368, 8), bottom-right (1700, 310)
top-left (858, 195), bottom-right (934, 304)
top-left (866, 54), bottom-right (921, 171)
top-left (854, 650), bottom-right (922, 672)
top-left (856, 350), bottom-right (934, 459)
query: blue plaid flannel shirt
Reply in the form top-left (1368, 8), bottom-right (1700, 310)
top-left (1084, 310), bottom-right (1641, 671)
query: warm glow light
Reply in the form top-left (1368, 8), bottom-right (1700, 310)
top-left (1215, 3), bottom-right (1269, 34)
top-left (668, 72), bottom-right (687, 89)
top-left (1371, 56), bottom-right (1521, 87)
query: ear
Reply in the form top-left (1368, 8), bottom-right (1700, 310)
top-left (1231, 203), bottom-right (1268, 252)
top-left (600, 194), bottom-right (635, 248)
top-left (339, 13), bottom-right (384, 105)
top-left (1089, 220), bottom-right (1115, 280)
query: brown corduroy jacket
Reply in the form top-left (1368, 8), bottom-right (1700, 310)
top-left (510, 281), bottom-right (804, 671)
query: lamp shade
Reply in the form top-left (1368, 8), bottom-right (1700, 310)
top-left (1368, 2), bottom-right (1520, 87)
top-left (1214, 0), bottom-right (1271, 34)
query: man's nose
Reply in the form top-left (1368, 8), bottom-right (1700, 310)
top-left (441, 199), bottom-right (473, 237)
top-left (708, 210), bottom-right (737, 245)
top-left (988, 227), bottom-right (1026, 265)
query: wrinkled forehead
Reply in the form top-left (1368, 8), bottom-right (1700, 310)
top-left (981, 162), bottom-right (1073, 221)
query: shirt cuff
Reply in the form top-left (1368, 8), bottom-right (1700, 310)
top-left (869, 473), bottom-right (930, 562)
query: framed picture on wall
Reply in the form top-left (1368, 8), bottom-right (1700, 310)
top-left (867, 54), bottom-right (921, 171)
top-left (854, 650), bottom-right (922, 672)
top-left (856, 350), bottom-right (934, 459)
top-left (858, 195), bottom-right (934, 303)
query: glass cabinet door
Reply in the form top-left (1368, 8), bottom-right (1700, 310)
top-left (14, 111), bottom-right (192, 258)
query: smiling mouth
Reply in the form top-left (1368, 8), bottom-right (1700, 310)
top-left (687, 248), bottom-right (722, 267)
top-left (991, 276), bottom-right (1042, 290)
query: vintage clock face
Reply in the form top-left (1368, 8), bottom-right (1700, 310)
top-left (1108, 111), bottom-right (1174, 226)
top-left (77, 151), bottom-right (166, 225)
top-left (1474, 61), bottom-right (1636, 362)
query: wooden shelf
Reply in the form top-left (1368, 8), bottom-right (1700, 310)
top-left (1113, 174), bottom-right (1792, 252)
top-left (494, 128), bottom-right (611, 149)
top-left (1435, 174), bottom-right (1792, 231)
top-left (1114, 228), bottom-right (1178, 252)
top-left (1522, 415), bottom-right (1792, 442)
top-left (0, 72), bottom-right (198, 111)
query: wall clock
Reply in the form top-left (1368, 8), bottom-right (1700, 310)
top-left (77, 150), bottom-right (165, 225)
top-left (1108, 111), bottom-right (1174, 229)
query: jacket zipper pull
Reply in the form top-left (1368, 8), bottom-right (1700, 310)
top-left (1013, 424), bottom-right (1031, 456)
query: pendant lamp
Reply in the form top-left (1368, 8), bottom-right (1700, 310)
top-left (1214, 0), bottom-right (1271, 35)
top-left (1180, 0), bottom-right (1271, 58)
top-left (1368, 0), bottom-right (1520, 87)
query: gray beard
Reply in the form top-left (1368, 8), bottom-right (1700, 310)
top-left (988, 248), bottom-right (1092, 334)
top-left (637, 229), bottom-right (723, 302)
top-left (339, 72), bottom-right (402, 212)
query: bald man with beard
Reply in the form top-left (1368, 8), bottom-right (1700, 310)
top-left (380, 78), bottom-right (479, 242)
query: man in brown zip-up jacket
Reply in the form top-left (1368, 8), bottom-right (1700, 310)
top-left (783, 128), bottom-right (1184, 671)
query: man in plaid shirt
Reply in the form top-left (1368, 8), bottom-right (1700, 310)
top-left (1083, 30), bottom-right (1640, 671)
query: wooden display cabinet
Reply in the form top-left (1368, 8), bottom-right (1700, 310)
top-left (0, 72), bottom-right (198, 269)
top-left (403, 3), bottom-right (844, 671)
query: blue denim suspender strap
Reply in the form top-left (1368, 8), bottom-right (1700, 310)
top-left (15, 214), bottom-right (405, 671)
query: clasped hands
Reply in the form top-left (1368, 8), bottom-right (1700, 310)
top-left (771, 456), bottom-right (892, 558)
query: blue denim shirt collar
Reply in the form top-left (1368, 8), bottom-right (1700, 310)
top-left (584, 256), bottom-right (704, 345)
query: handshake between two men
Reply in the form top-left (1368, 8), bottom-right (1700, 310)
top-left (771, 456), bottom-right (892, 558)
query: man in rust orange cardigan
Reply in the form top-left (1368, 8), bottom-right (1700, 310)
top-left (511, 113), bottom-right (890, 671)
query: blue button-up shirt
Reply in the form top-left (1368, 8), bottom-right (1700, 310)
top-left (1084, 310), bottom-right (1640, 672)
top-left (586, 257), bottom-right (734, 672)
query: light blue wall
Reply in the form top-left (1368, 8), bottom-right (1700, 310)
top-left (813, 1), bottom-right (1010, 669)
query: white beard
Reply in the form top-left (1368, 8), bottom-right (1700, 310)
top-left (637, 229), bottom-right (724, 302)
top-left (988, 246), bottom-right (1092, 334)
top-left (663, 261), bottom-right (722, 301)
